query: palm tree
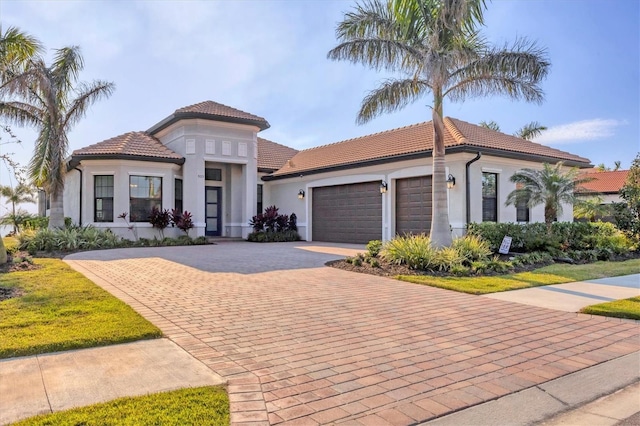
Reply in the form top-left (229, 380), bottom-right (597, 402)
top-left (0, 46), bottom-right (115, 229)
top-left (514, 121), bottom-right (547, 140)
top-left (479, 120), bottom-right (547, 140)
top-left (328, 0), bottom-right (550, 247)
top-left (505, 162), bottom-right (593, 230)
top-left (0, 26), bottom-right (41, 263)
top-left (479, 120), bottom-right (500, 132)
top-left (0, 182), bottom-right (36, 233)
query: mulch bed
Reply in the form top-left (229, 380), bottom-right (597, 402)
top-left (0, 252), bottom-right (42, 274)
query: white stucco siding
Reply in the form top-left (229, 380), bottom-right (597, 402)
top-left (65, 159), bottom-right (182, 239)
top-left (63, 169), bottom-right (81, 224)
top-left (153, 119), bottom-right (259, 238)
top-left (265, 153), bottom-right (580, 242)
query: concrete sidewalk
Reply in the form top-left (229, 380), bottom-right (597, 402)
top-left (0, 339), bottom-right (224, 425)
top-left (484, 274), bottom-right (640, 312)
top-left (423, 352), bottom-right (640, 425)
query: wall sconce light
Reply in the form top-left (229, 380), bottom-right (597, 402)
top-left (298, 189), bottom-right (305, 199)
top-left (380, 180), bottom-right (388, 194)
top-left (446, 174), bottom-right (456, 189)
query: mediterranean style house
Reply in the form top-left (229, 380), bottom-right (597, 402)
top-left (51, 100), bottom-right (592, 244)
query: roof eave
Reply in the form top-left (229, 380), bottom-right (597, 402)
top-left (262, 146), bottom-right (592, 181)
top-left (68, 154), bottom-right (185, 170)
top-left (147, 112), bottom-right (270, 135)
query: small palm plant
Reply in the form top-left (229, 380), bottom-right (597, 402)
top-left (506, 162), bottom-right (594, 231)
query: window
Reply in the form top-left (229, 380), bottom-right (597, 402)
top-left (515, 185), bottom-right (530, 222)
top-left (482, 172), bottom-right (498, 222)
top-left (205, 168), bottom-right (222, 181)
top-left (175, 178), bottom-right (183, 212)
top-left (257, 184), bottom-right (263, 214)
top-left (94, 175), bottom-right (114, 222)
top-left (130, 175), bottom-right (162, 222)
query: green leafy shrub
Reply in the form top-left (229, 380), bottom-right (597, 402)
top-left (369, 258), bottom-right (380, 268)
top-left (366, 240), bottom-right (383, 258)
top-left (22, 216), bottom-right (72, 231)
top-left (450, 264), bottom-right (471, 276)
top-left (434, 247), bottom-right (464, 271)
top-left (381, 234), bottom-right (437, 270)
top-left (467, 221), bottom-right (632, 255)
top-left (451, 235), bottom-right (492, 263)
top-left (352, 257), bottom-right (362, 266)
top-left (246, 229), bottom-right (300, 243)
top-left (486, 256), bottom-right (513, 273)
top-left (470, 260), bottom-right (488, 274)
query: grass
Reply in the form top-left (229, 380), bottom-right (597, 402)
top-left (397, 258), bottom-right (640, 295)
top-left (581, 296), bottom-right (640, 320)
top-left (12, 386), bottom-right (229, 426)
top-left (0, 258), bottom-right (162, 358)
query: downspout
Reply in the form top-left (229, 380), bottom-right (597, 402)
top-left (73, 167), bottom-right (83, 226)
top-left (465, 152), bottom-right (482, 228)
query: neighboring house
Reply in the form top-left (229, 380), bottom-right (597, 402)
top-left (54, 100), bottom-right (592, 243)
top-left (576, 169), bottom-right (629, 204)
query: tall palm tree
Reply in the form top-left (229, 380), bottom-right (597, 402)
top-left (505, 162), bottom-right (593, 230)
top-left (327, 0), bottom-right (550, 247)
top-left (0, 46), bottom-right (115, 229)
top-left (0, 183), bottom-right (36, 233)
top-left (0, 26), bottom-right (41, 263)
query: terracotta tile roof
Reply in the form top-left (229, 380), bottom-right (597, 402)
top-left (269, 117), bottom-right (591, 178)
top-left (576, 169), bottom-right (629, 194)
top-left (71, 132), bottom-right (183, 162)
top-left (258, 137), bottom-right (298, 172)
top-left (148, 100), bottom-right (270, 133)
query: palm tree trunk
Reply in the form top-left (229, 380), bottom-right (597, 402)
top-left (429, 93), bottom-right (452, 248)
top-left (48, 187), bottom-right (65, 229)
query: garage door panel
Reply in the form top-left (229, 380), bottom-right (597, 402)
top-left (396, 176), bottom-right (432, 236)
top-left (312, 182), bottom-right (382, 244)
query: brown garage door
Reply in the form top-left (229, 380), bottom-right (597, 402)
top-left (396, 176), bottom-right (432, 235)
top-left (312, 182), bottom-right (382, 243)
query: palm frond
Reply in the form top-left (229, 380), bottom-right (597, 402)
top-left (63, 80), bottom-right (116, 131)
top-left (445, 37), bottom-right (550, 103)
top-left (0, 101), bottom-right (43, 127)
top-left (0, 25), bottom-right (43, 68)
top-left (479, 120), bottom-right (500, 132)
top-left (328, 39), bottom-right (423, 73)
top-left (357, 77), bottom-right (430, 124)
top-left (51, 46), bottom-right (83, 100)
top-left (514, 121), bottom-right (547, 140)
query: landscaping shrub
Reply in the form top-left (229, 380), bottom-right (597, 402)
top-left (451, 235), bottom-right (492, 263)
top-left (248, 205), bottom-right (300, 242)
top-left (434, 247), bottom-right (464, 271)
top-left (170, 209), bottom-right (195, 235)
top-left (366, 240), bottom-right (383, 258)
top-left (381, 234), bottom-right (437, 270)
top-left (246, 230), bottom-right (300, 243)
top-left (149, 207), bottom-right (171, 238)
top-left (17, 227), bottom-right (207, 253)
top-left (467, 221), bottom-right (633, 255)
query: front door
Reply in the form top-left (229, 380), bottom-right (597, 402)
top-left (205, 186), bottom-right (222, 236)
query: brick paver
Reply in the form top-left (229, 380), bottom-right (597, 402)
top-left (65, 242), bottom-right (640, 425)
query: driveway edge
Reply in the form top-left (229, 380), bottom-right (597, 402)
top-left (422, 351), bottom-right (640, 425)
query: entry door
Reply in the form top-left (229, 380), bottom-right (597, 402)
top-left (205, 186), bottom-right (222, 236)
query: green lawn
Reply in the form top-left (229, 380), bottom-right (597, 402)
top-left (397, 259), bottom-right (640, 295)
top-left (581, 296), bottom-right (640, 320)
top-left (12, 386), bottom-right (229, 426)
top-left (0, 258), bottom-right (162, 358)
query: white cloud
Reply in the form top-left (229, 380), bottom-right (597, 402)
top-left (534, 119), bottom-right (627, 145)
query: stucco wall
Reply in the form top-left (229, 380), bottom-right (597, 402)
top-left (153, 119), bottom-right (258, 238)
top-left (264, 152), bottom-right (578, 242)
top-left (66, 159), bottom-right (182, 239)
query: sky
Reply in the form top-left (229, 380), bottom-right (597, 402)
top-left (0, 0), bottom-right (638, 217)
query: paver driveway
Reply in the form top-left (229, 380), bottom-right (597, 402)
top-left (65, 242), bottom-right (640, 425)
